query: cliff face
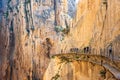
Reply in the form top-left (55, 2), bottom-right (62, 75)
top-left (44, 55), bottom-right (117, 80)
top-left (0, 0), bottom-right (120, 80)
top-left (61, 0), bottom-right (120, 58)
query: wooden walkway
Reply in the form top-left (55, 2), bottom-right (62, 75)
top-left (103, 63), bottom-right (120, 79)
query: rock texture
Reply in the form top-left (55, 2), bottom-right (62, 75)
top-left (0, 0), bottom-right (120, 80)
top-left (44, 55), bottom-right (117, 80)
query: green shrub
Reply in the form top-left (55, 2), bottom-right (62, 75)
top-left (60, 56), bottom-right (72, 64)
top-left (54, 26), bottom-right (64, 33)
top-left (54, 26), bottom-right (70, 34)
top-left (51, 73), bottom-right (60, 80)
top-left (99, 70), bottom-right (106, 78)
top-left (51, 56), bottom-right (55, 59)
top-left (62, 27), bottom-right (70, 34)
top-left (75, 55), bottom-right (80, 60)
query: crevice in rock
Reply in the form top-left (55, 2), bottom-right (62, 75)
top-left (54, 0), bottom-right (57, 26)
top-left (10, 65), bottom-right (13, 80)
top-left (8, 19), bottom-right (15, 80)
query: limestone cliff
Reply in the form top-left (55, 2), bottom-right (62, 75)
top-left (44, 54), bottom-right (118, 80)
top-left (0, 0), bottom-right (120, 80)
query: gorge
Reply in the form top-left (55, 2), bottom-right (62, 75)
top-left (0, 0), bottom-right (120, 80)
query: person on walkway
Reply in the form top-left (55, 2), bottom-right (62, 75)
top-left (108, 44), bottom-right (114, 60)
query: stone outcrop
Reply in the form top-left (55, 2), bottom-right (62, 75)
top-left (0, 0), bottom-right (120, 80)
top-left (44, 55), bottom-right (117, 80)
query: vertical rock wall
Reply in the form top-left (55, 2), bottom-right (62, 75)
top-left (0, 0), bottom-right (120, 80)
top-left (44, 57), bottom-right (116, 80)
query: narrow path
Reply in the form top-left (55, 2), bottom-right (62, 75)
top-left (103, 63), bottom-right (120, 79)
top-left (90, 60), bottom-right (120, 79)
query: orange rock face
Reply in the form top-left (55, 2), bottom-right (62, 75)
top-left (44, 56), bottom-right (117, 80)
top-left (0, 0), bottom-right (120, 80)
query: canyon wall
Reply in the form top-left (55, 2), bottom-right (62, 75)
top-left (44, 56), bottom-right (116, 80)
top-left (0, 0), bottom-right (120, 80)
